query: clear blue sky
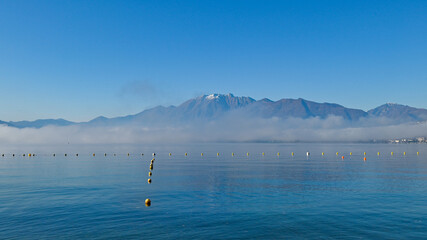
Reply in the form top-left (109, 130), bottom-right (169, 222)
top-left (0, 0), bottom-right (426, 122)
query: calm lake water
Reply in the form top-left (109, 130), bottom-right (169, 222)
top-left (0, 143), bottom-right (426, 239)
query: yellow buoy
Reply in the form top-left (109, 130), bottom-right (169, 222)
top-left (93, 153), bottom-right (95, 156)
top-left (322, 152), bottom-right (324, 156)
top-left (377, 152), bottom-right (380, 156)
top-left (147, 178), bottom-right (152, 184)
top-left (404, 152), bottom-right (406, 155)
top-left (291, 152), bottom-right (294, 156)
top-left (350, 152), bottom-right (352, 156)
top-left (391, 152), bottom-right (394, 156)
top-left (364, 152), bottom-right (366, 155)
top-left (262, 152), bottom-right (265, 156)
top-left (247, 152), bottom-right (249, 156)
top-left (185, 152), bottom-right (188, 156)
top-left (217, 153), bottom-right (219, 156)
top-left (232, 152), bottom-right (234, 156)
top-left (336, 152), bottom-right (339, 156)
top-left (28, 153), bottom-right (31, 157)
top-left (145, 198), bottom-right (151, 206)
top-left (169, 153), bottom-right (171, 156)
top-left (417, 152), bottom-right (419, 155)
top-left (201, 153), bottom-right (204, 156)
top-left (148, 172), bottom-right (152, 176)
top-left (277, 152), bottom-right (280, 156)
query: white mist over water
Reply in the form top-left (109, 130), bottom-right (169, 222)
top-left (1, 116), bottom-right (426, 144)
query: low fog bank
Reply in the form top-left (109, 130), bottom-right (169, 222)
top-left (1, 115), bottom-right (427, 145)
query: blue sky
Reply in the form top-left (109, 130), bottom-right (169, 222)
top-left (0, 0), bottom-right (426, 122)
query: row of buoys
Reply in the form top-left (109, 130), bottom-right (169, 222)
top-left (146, 153), bottom-right (156, 207)
top-left (0, 151), bottom-right (421, 158)
top-left (171, 151), bottom-right (421, 157)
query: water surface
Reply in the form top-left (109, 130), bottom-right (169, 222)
top-left (0, 143), bottom-right (426, 239)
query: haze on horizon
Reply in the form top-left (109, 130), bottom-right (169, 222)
top-left (0, 0), bottom-right (426, 122)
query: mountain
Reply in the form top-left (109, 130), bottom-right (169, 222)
top-left (6, 119), bottom-right (75, 129)
top-left (246, 98), bottom-right (367, 120)
top-left (1, 94), bottom-right (427, 128)
top-left (368, 103), bottom-right (427, 122)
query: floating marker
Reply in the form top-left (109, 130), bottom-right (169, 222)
top-left (127, 153), bottom-right (130, 156)
top-left (53, 154), bottom-right (56, 157)
top-left (185, 152), bottom-right (188, 156)
top-left (342, 156), bottom-right (344, 159)
top-left (114, 154), bottom-right (116, 156)
top-left (145, 199), bottom-right (151, 206)
top-left (262, 152), bottom-right (265, 156)
top-left (322, 152), bottom-right (324, 156)
top-left (417, 152), bottom-right (419, 155)
top-left (104, 153), bottom-right (107, 156)
top-left (364, 152), bottom-right (366, 155)
top-left (336, 152), bottom-right (339, 156)
top-left (217, 153), bottom-right (219, 156)
top-left (306, 152), bottom-right (310, 156)
top-left (23, 154), bottom-right (25, 156)
top-left (1, 154), bottom-right (4, 157)
top-left (377, 152), bottom-right (380, 156)
top-left (28, 153), bottom-right (31, 157)
top-left (364, 157), bottom-right (367, 161)
top-left (350, 152), bottom-right (352, 156)
top-left (65, 154), bottom-right (67, 157)
top-left (152, 153), bottom-right (156, 157)
top-left (93, 153), bottom-right (95, 156)
top-left (201, 153), bottom-right (204, 156)
top-left (169, 153), bottom-right (171, 156)
top-left (391, 152), bottom-right (394, 156)
top-left (291, 152), bottom-right (294, 156)
top-left (76, 153), bottom-right (78, 156)
top-left (232, 152), bottom-right (234, 156)
top-left (277, 152), bottom-right (280, 156)
top-left (404, 152), bottom-right (406, 156)
top-left (147, 178), bottom-right (152, 184)
top-left (148, 172), bottom-right (152, 176)
top-left (12, 154), bottom-right (15, 157)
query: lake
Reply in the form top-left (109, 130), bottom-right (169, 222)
top-left (0, 143), bottom-right (426, 239)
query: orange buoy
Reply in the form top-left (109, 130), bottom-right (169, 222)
top-left (364, 157), bottom-right (367, 161)
top-left (342, 156), bottom-right (344, 159)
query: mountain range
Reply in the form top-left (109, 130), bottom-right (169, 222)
top-left (2, 93), bottom-right (427, 129)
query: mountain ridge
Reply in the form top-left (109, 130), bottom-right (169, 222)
top-left (1, 94), bottom-right (427, 128)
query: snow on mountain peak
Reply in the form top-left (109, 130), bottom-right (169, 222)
top-left (206, 94), bottom-right (219, 100)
